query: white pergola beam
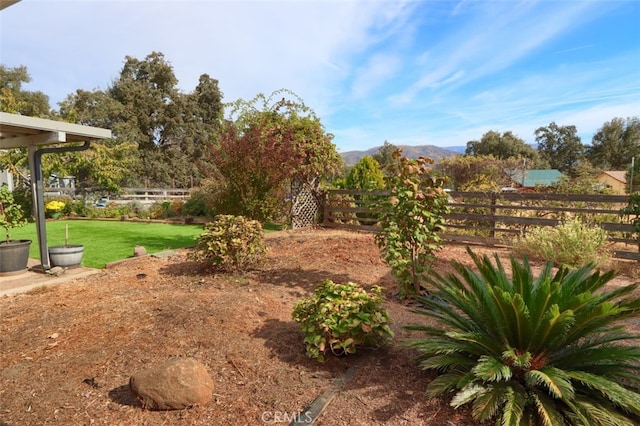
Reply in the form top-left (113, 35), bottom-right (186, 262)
top-left (0, 113), bottom-right (111, 149)
top-left (0, 0), bottom-right (21, 11)
top-left (0, 131), bottom-right (67, 149)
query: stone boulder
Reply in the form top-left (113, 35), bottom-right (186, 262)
top-left (129, 357), bottom-right (214, 410)
top-left (133, 246), bottom-right (147, 257)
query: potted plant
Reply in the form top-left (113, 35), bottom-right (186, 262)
top-left (48, 224), bottom-right (84, 268)
top-left (45, 200), bottom-right (66, 219)
top-left (0, 185), bottom-right (31, 275)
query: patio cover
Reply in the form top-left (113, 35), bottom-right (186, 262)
top-left (0, 112), bottom-right (112, 271)
top-left (0, 0), bottom-right (21, 10)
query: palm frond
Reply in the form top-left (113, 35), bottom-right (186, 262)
top-left (554, 344), bottom-right (640, 376)
top-left (496, 384), bottom-right (526, 426)
top-left (530, 389), bottom-right (567, 426)
top-left (568, 370), bottom-right (640, 417)
top-left (525, 367), bottom-right (574, 400)
top-left (405, 335), bottom-right (487, 358)
top-left (473, 355), bottom-right (512, 382)
top-left (450, 383), bottom-right (486, 409)
top-left (571, 394), bottom-right (640, 426)
top-left (418, 353), bottom-right (476, 372)
top-left (470, 382), bottom-right (505, 421)
top-left (425, 372), bottom-right (467, 397)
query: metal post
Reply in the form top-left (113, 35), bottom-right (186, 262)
top-left (30, 141), bottom-right (91, 272)
top-left (27, 145), bottom-right (49, 270)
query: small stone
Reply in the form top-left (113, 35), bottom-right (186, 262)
top-left (133, 246), bottom-right (147, 257)
top-left (48, 266), bottom-right (65, 276)
top-left (129, 357), bottom-right (214, 410)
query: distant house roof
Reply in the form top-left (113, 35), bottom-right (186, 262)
top-left (507, 169), bottom-right (564, 188)
top-left (597, 171), bottom-right (627, 184)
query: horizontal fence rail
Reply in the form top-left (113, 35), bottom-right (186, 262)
top-left (44, 187), bottom-right (191, 200)
top-left (119, 188), bottom-right (191, 201)
top-left (321, 189), bottom-right (639, 261)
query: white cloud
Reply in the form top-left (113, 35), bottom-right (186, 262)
top-left (1, 0), bottom-right (638, 152)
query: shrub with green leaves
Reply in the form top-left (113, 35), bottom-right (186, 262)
top-left (513, 218), bottom-right (610, 267)
top-left (189, 214), bottom-right (267, 272)
top-left (345, 156), bottom-right (385, 225)
top-left (125, 200), bottom-right (147, 217)
top-left (405, 248), bottom-right (640, 426)
top-left (183, 189), bottom-right (212, 217)
top-left (0, 185), bottom-right (27, 242)
top-left (292, 280), bottom-right (393, 363)
top-left (620, 192), bottom-right (640, 234)
top-left (374, 149), bottom-right (449, 298)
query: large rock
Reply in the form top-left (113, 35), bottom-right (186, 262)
top-left (133, 246), bottom-right (147, 257)
top-left (129, 357), bottom-right (214, 410)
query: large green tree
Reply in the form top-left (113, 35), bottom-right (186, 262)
top-left (535, 122), bottom-right (584, 175)
top-left (108, 52), bottom-right (186, 186)
top-left (372, 141), bottom-right (399, 174)
top-left (0, 65), bottom-right (53, 189)
top-left (465, 130), bottom-right (539, 162)
top-left (586, 117), bottom-right (640, 170)
top-left (345, 156), bottom-right (385, 190)
top-left (0, 65), bottom-right (51, 117)
top-left (345, 155), bottom-right (385, 225)
top-left (58, 52), bottom-right (224, 189)
top-left (209, 90), bottom-right (343, 222)
top-left (56, 89), bottom-right (139, 191)
top-left (436, 155), bottom-right (522, 191)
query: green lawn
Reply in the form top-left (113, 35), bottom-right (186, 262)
top-left (9, 220), bottom-right (205, 268)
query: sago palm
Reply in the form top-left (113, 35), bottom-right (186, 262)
top-left (405, 248), bottom-right (640, 426)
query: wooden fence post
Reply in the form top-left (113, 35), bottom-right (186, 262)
top-left (490, 192), bottom-right (498, 239)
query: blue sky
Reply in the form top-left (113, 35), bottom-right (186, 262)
top-left (1, 0), bottom-right (639, 152)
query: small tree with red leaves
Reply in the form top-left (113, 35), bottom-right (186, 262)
top-left (209, 90), bottom-right (342, 222)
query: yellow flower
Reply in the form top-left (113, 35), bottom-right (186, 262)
top-left (45, 200), bottom-right (66, 213)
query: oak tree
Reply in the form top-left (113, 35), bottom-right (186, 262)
top-left (465, 130), bottom-right (539, 162)
top-left (586, 117), bottom-right (640, 170)
top-left (535, 122), bottom-right (584, 175)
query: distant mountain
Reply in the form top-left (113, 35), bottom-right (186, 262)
top-left (444, 145), bottom-right (467, 153)
top-left (340, 144), bottom-right (459, 165)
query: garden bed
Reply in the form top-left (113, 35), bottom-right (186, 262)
top-left (0, 229), bottom-right (637, 425)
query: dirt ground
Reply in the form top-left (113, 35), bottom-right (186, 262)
top-left (0, 229), bottom-right (638, 426)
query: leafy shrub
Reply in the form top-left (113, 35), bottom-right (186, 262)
top-left (374, 149), bottom-right (449, 298)
top-left (189, 214), bottom-right (267, 272)
top-left (620, 192), bottom-right (640, 234)
top-left (9, 187), bottom-right (32, 220)
top-left (148, 199), bottom-right (185, 219)
top-left (346, 156), bottom-right (385, 225)
top-left (292, 280), bottom-right (393, 363)
top-left (170, 199), bottom-right (184, 217)
top-left (183, 189), bottom-right (211, 217)
top-left (125, 200), bottom-right (147, 217)
top-left (405, 248), bottom-right (640, 426)
top-left (149, 201), bottom-right (172, 219)
top-left (513, 218), bottom-right (610, 267)
top-left (0, 185), bottom-right (27, 241)
top-left (88, 203), bottom-right (125, 219)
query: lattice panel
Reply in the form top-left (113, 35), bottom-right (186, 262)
top-left (290, 182), bottom-right (319, 229)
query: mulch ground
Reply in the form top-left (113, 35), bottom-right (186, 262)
top-left (0, 228), bottom-right (637, 425)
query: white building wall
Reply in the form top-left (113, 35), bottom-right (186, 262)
top-left (0, 169), bottom-right (13, 191)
